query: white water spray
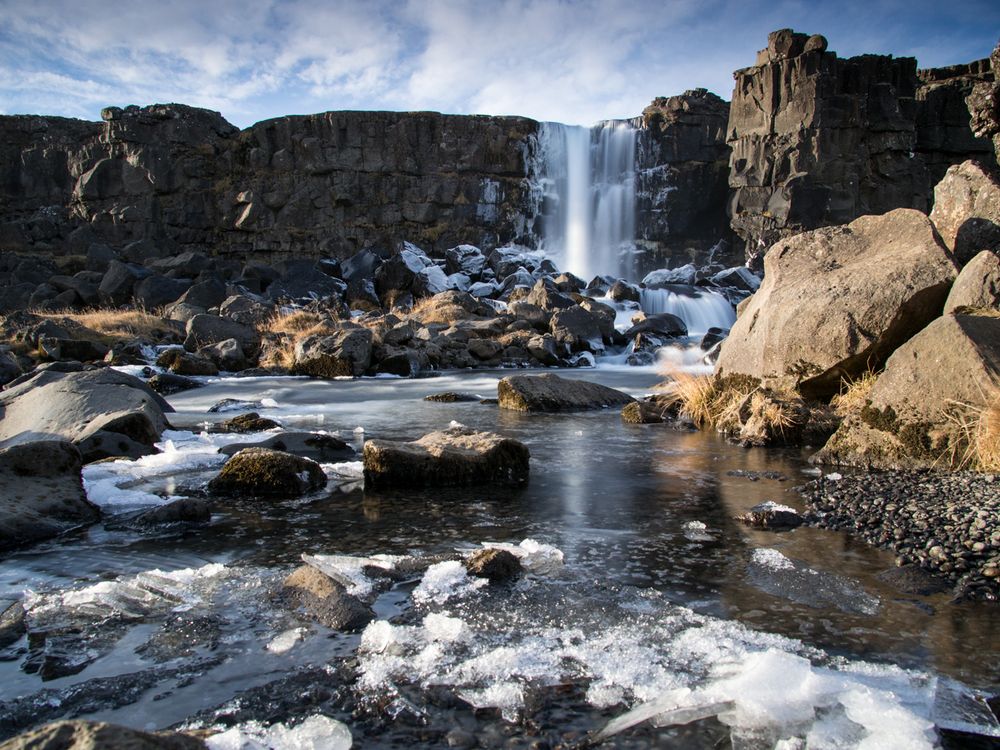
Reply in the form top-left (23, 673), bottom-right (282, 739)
top-left (539, 121), bottom-right (637, 281)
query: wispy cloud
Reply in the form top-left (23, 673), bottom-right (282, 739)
top-left (0, 0), bottom-right (996, 128)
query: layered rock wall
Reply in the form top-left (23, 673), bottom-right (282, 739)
top-left (728, 29), bottom-right (995, 268)
top-left (0, 105), bottom-right (541, 263)
top-left (636, 89), bottom-right (740, 268)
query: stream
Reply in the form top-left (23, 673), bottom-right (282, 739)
top-left (1, 366), bottom-right (998, 748)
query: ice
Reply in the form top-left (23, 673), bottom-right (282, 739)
top-left (353, 426), bottom-right (365, 434)
top-left (260, 397), bottom-right (279, 409)
top-left (457, 683), bottom-right (525, 722)
top-left (205, 714), bottom-right (352, 750)
top-left (749, 549), bottom-right (881, 616)
top-left (324, 461), bottom-right (364, 479)
top-left (825, 472), bottom-right (843, 481)
top-left (301, 554), bottom-right (400, 599)
top-left (448, 420), bottom-right (466, 429)
top-left (478, 539), bottom-right (564, 575)
top-left (266, 627), bottom-right (307, 654)
top-left (412, 561), bottom-right (487, 605)
top-left (755, 501), bottom-right (798, 513)
top-left (423, 613), bottom-right (470, 643)
top-left (682, 520), bottom-right (714, 542)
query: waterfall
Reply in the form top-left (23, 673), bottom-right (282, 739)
top-left (538, 121), bottom-right (637, 281)
top-left (639, 285), bottom-right (736, 337)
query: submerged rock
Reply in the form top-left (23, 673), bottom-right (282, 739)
top-left (207, 448), bottom-right (327, 498)
top-left (220, 432), bottom-right (355, 463)
top-left (215, 412), bottom-right (281, 433)
top-left (423, 392), bottom-right (481, 403)
top-left (0, 720), bottom-right (206, 750)
top-left (735, 502), bottom-right (804, 530)
top-left (497, 373), bottom-right (635, 412)
top-left (363, 426), bottom-right (529, 488)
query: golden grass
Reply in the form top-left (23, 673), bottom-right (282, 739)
top-left (257, 310), bottom-right (341, 371)
top-left (942, 393), bottom-right (1000, 472)
top-left (31, 308), bottom-right (173, 342)
top-left (830, 370), bottom-right (878, 418)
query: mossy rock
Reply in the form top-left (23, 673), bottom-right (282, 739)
top-left (207, 448), bottom-right (326, 498)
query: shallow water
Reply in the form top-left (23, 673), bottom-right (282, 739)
top-left (1, 368), bottom-right (998, 747)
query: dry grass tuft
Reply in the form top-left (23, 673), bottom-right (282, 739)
top-left (942, 392), bottom-right (1000, 472)
top-left (257, 310), bottom-right (340, 371)
top-left (34, 308), bottom-right (173, 342)
top-left (831, 370), bottom-right (878, 418)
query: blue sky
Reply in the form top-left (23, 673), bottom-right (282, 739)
top-left (0, 0), bottom-right (997, 128)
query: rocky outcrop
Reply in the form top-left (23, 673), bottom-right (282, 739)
top-left (497, 373), bottom-right (635, 412)
top-left (815, 312), bottom-right (1000, 468)
top-left (0, 721), bottom-right (206, 750)
top-left (362, 426), bottom-right (529, 488)
top-left (716, 209), bottom-right (958, 399)
top-left (728, 29), bottom-right (995, 269)
top-left (636, 89), bottom-right (740, 268)
top-left (0, 368), bottom-right (172, 462)
top-left (207, 447), bottom-right (327, 497)
top-left (966, 42), bottom-right (1000, 158)
top-left (929, 160), bottom-right (1000, 265)
top-left (0, 441), bottom-right (100, 551)
top-left (0, 104), bottom-right (540, 263)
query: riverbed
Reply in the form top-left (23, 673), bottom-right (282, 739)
top-left (1, 367), bottom-right (998, 748)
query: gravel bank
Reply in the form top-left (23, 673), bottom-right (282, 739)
top-left (800, 471), bottom-right (1000, 601)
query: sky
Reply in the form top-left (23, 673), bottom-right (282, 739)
top-left (0, 0), bottom-right (997, 129)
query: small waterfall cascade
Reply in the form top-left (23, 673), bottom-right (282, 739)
top-left (639, 285), bottom-right (736, 337)
top-left (538, 121), bottom-right (637, 281)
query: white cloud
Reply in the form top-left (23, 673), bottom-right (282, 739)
top-left (0, 0), bottom-right (996, 128)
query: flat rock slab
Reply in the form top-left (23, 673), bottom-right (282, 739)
top-left (497, 373), bottom-right (635, 412)
top-left (0, 441), bottom-right (101, 552)
top-left (363, 426), bottom-right (529, 488)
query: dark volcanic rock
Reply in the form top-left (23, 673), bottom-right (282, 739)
top-left (292, 327), bottom-right (373, 378)
top-left (497, 373), bottom-right (635, 412)
top-left (207, 447), bottom-right (327, 498)
top-left (363, 426), bottom-right (529, 488)
top-left (220, 432), bottom-right (355, 463)
top-left (281, 565), bottom-right (374, 631)
top-left (465, 548), bottom-right (522, 582)
top-left (216, 412), bottom-right (280, 433)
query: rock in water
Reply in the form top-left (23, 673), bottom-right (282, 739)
top-left (363, 426), bottom-right (529, 488)
top-left (207, 448), bottom-right (327, 498)
top-left (220, 432), bottom-right (355, 463)
top-left (281, 564), bottom-right (374, 631)
top-left (716, 209), bottom-right (957, 399)
top-left (465, 548), bottom-right (522, 582)
top-left (0, 441), bottom-right (100, 552)
top-left (0, 369), bottom-right (171, 462)
top-left (0, 720), bottom-right (205, 749)
top-left (497, 373), bottom-right (635, 412)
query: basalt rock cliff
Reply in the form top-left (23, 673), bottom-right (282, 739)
top-left (728, 29), bottom-right (996, 269)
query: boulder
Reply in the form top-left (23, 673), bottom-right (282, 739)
top-left (216, 412), bottom-right (280, 433)
top-left (621, 399), bottom-right (674, 424)
top-left (815, 312), bottom-right (1000, 468)
top-left (465, 548), bottom-right (522, 582)
top-left (929, 160), bottom-right (1000, 265)
top-left (497, 373), bottom-right (635, 412)
top-left (198, 337), bottom-right (249, 371)
top-left (156, 348), bottom-right (218, 376)
top-left (609, 280), bottom-right (641, 303)
top-left (550, 306), bottom-right (604, 353)
top-left (444, 244), bottom-right (487, 276)
top-left (363, 426), bottom-right (529, 488)
top-left (0, 721), bottom-right (207, 750)
top-left (0, 441), bottom-right (100, 552)
top-left (133, 274), bottom-right (190, 309)
top-left (207, 447), bottom-right (327, 498)
top-left (281, 564), bottom-right (374, 631)
top-left (525, 334), bottom-right (561, 366)
top-left (174, 278), bottom-right (227, 310)
top-left (523, 278), bottom-right (575, 311)
top-left (266, 261), bottom-right (345, 302)
top-left (0, 350), bottom-right (23, 386)
top-left (147, 372), bottom-right (202, 395)
top-left (98, 260), bottom-right (150, 306)
top-left (943, 250), bottom-right (1000, 313)
top-left (183, 314), bottom-right (260, 358)
top-left (220, 432), bottom-right (355, 462)
top-left (736, 501), bottom-right (804, 530)
top-left (132, 498), bottom-right (211, 526)
top-left (716, 209), bottom-right (958, 399)
top-left (292, 328), bottom-right (373, 378)
top-left (0, 369), bottom-right (171, 462)
top-left (508, 301), bottom-right (550, 330)
top-left (623, 313), bottom-right (687, 339)
top-left (37, 336), bottom-right (110, 363)
top-left (408, 290), bottom-right (493, 324)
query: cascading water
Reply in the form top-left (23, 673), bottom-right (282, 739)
top-left (538, 121), bottom-right (637, 282)
top-left (639, 285), bottom-right (736, 336)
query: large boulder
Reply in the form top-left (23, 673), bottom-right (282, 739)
top-left (943, 250), bottom-right (1000, 313)
top-left (0, 441), bottom-right (100, 552)
top-left (815, 312), bottom-right (1000, 468)
top-left (183, 314), bottom-right (260, 358)
top-left (363, 426), bottom-right (529, 488)
top-left (0, 369), bottom-right (171, 462)
top-left (549, 306), bottom-right (604, 353)
top-left (0, 720), bottom-right (206, 750)
top-left (207, 447), bottom-right (327, 498)
top-left (497, 373), bottom-right (635, 412)
top-left (292, 327), bottom-right (373, 378)
top-left (929, 160), bottom-right (1000, 265)
top-left (716, 209), bottom-right (958, 399)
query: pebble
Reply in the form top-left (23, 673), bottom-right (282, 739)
top-left (801, 470), bottom-right (1000, 601)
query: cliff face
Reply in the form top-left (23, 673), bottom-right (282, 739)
top-left (636, 89), bottom-right (740, 269)
top-left (0, 105), bottom-right (541, 263)
top-left (727, 29), bottom-right (995, 269)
